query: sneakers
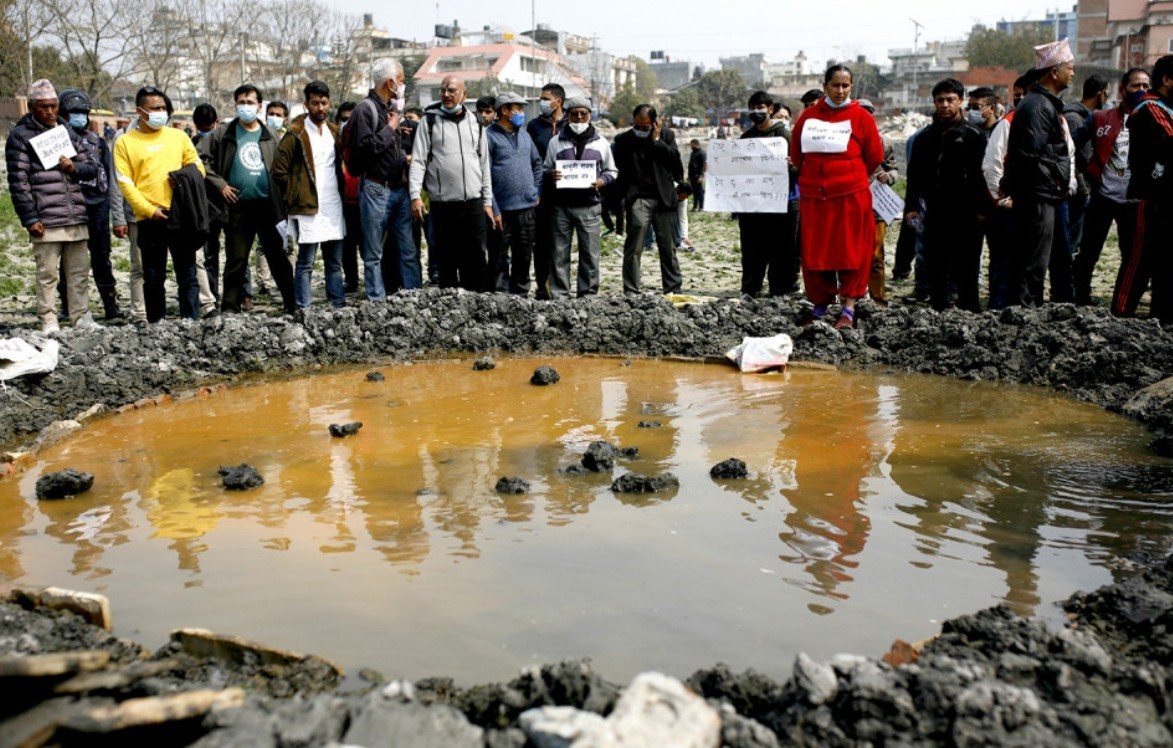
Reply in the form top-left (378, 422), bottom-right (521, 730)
top-left (74, 312), bottom-right (101, 331)
top-left (41, 317), bottom-right (60, 334)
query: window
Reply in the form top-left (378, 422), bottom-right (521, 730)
top-left (521, 56), bottom-right (540, 73)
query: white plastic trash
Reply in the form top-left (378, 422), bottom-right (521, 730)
top-left (725, 334), bottom-right (793, 373)
top-left (0, 337), bottom-right (60, 380)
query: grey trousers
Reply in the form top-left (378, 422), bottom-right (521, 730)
top-left (623, 197), bottom-right (682, 295)
top-left (552, 203), bottom-right (602, 298)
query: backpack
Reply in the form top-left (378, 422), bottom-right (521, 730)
top-left (341, 98), bottom-right (377, 177)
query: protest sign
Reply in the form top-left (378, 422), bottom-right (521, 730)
top-left (799, 119), bottom-right (852, 153)
top-left (704, 137), bottom-right (789, 213)
top-left (555, 160), bottom-right (597, 189)
top-left (870, 181), bottom-right (904, 224)
top-left (29, 125), bottom-right (77, 170)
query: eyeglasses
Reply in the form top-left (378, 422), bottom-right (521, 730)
top-left (439, 86), bottom-right (462, 94)
top-left (966, 104), bottom-right (987, 111)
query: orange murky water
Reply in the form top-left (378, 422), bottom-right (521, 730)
top-left (2, 358), bottom-right (1171, 683)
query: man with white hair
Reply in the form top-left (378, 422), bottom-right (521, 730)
top-left (348, 58), bottom-right (420, 299)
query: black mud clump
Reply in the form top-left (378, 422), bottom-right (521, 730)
top-left (611, 472), bottom-right (679, 493)
top-left (495, 477), bottom-right (530, 494)
top-left (329, 422), bottom-right (363, 438)
top-left (530, 366), bottom-right (560, 385)
top-left (365, 371), bottom-right (385, 382)
top-left (710, 458), bottom-right (749, 479)
top-left (637, 421), bottom-right (662, 428)
top-left (473, 357), bottom-right (496, 371)
top-left (35, 469), bottom-right (94, 499)
top-left (219, 464), bottom-right (264, 490)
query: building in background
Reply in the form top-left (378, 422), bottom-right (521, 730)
top-left (649, 51), bottom-right (702, 92)
top-left (719, 53), bottom-right (767, 88)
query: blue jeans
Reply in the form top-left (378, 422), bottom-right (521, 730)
top-left (359, 178), bottom-right (420, 300)
top-left (295, 239), bottom-right (344, 308)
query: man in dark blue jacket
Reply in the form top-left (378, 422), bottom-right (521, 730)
top-left (5, 79), bottom-right (99, 332)
top-left (486, 92), bottom-right (542, 294)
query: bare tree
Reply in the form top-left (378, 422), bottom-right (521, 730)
top-left (123, 0), bottom-right (191, 95)
top-left (1, 0), bottom-right (53, 95)
top-left (188, 0), bottom-right (249, 108)
top-left (34, 0), bottom-right (136, 103)
top-left (258, 0), bottom-right (324, 104)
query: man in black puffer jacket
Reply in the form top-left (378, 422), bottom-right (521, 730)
top-left (5, 79), bottom-right (99, 332)
top-left (1003, 39), bottom-right (1078, 307)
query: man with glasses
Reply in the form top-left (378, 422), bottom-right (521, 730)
top-left (966, 87), bottom-right (999, 138)
top-left (409, 75), bottom-right (493, 291)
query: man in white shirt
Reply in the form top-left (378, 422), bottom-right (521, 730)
top-left (273, 81), bottom-right (347, 308)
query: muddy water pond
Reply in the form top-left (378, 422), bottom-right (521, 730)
top-left (2, 358), bottom-right (1172, 684)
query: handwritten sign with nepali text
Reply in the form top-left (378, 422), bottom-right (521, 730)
top-left (29, 125), bottom-right (77, 170)
top-left (870, 181), bottom-right (904, 224)
top-left (555, 160), bottom-right (597, 189)
top-left (704, 137), bottom-right (790, 213)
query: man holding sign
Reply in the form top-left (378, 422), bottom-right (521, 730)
top-left (544, 98), bottom-right (617, 298)
top-left (5, 79), bottom-right (100, 333)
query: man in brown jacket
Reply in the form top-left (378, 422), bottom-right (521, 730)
top-left (273, 81), bottom-right (346, 308)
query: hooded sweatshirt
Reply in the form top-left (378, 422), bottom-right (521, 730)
top-left (408, 104), bottom-right (493, 206)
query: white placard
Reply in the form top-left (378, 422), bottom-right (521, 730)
top-left (870, 181), bottom-right (904, 224)
top-left (555, 160), bottom-right (596, 189)
top-left (704, 137), bottom-right (790, 213)
top-left (29, 125), bottom-right (78, 170)
top-left (800, 119), bottom-right (852, 154)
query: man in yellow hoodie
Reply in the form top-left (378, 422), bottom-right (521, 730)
top-left (113, 86), bottom-right (205, 322)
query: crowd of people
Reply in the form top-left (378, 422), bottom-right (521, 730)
top-left (4, 39), bottom-right (1171, 334)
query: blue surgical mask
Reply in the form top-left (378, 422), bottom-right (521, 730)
top-left (967, 110), bottom-right (985, 126)
top-left (236, 104), bottom-right (258, 123)
top-left (539, 99), bottom-right (554, 116)
top-left (825, 97), bottom-right (852, 109)
top-left (68, 113), bottom-right (89, 129)
top-left (440, 103), bottom-right (462, 116)
top-left (266, 115), bottom-right (284, 130)
top-left (146, 111), bottom-right (170, 129)
top-left (509, 112), bottom-right (525, 127)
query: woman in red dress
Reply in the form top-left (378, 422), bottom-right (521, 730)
top-left (791, 65), bottom-right (884, 329)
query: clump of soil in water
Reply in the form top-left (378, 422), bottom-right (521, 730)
top-left (35, 469), bottom-right (94, 499)
top-left (329, 422), bottom-right (363, 438)
top-left (710, 458), bottom-right (749, 479)
top-left (531, 366), bottom-right (560, 385)
top-left (218, 464), bottom-right (264, 490)
top-left (495, 477), bottom-right (530, 494)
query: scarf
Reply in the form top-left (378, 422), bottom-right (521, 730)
top-left (568, 123), bottom-right (597, 160)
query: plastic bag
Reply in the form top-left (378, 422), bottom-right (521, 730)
top-left (725, 334), bottom-right (793, 373)
top-left (0, 337), bottom-right (60, 380)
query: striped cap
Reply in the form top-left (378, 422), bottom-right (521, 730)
top-left (27, 79), bottom-right (57, 101)
top-left (1034, 39), bottom-right (1074, 70)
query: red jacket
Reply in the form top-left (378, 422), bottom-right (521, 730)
top-left (791, 98), bottom-right (884, 200)
top-left (1084, 107), bottom-right (1126, 185)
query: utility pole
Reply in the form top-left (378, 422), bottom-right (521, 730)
top-left (531, 0), bottom-right (538, 101)
top-left (239, 32), bottom-right (247, 84)
top-left (910, 18), bottom-right (924, 111)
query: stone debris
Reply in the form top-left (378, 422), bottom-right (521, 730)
top-left (37, 587), bottom-right (112, 630)
top-left (34, 420), bottom-right (82, 451)
top-left (0, 650), bottom-right (110, 677)
top-left (637, 421), bottom-right (662, 428)
top-left (576, 672), bottom-right (720, 748)
top-left (170, 628), bottom-right (343, 679)
top-left (329, 421), bottom-right (363, 438)
top-left (495, 477), bottom-right (530, 494)
top-left (218, 464), bottom-right (264, 490)
top-left (610, 473), bottom-right (680, 493)
top-left (473, 357), bottom-right (497, 371)
top-left (531, 366), bottom-right (560, 386)
top-left (710, 458), bottom-right (749, 479)
top-left (61, 688), bottom-right (245, 734)
top-left (519, 705), bottom-right (606, 747)
top-left (582, 441), bottom-right (620, 472)
top-left (34, 469), bottom-right (94, 499)
top-left (365, 370), bottom-right (386, 382)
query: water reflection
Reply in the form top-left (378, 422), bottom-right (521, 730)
top-left (0, 359), bottom-right (1169, 683)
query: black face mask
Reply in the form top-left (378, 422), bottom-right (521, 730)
top-left (749, 110), bottom-right (768, 125)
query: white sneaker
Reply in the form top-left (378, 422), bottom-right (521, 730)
top-left (74, 312), bottom-right (101, 331)
top-left (41, 317), bottom-right (60, 334)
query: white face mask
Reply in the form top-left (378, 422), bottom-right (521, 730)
top-left (569, 122), bottom-right (589, 134)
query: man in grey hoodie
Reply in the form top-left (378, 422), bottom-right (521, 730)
top-left (408, 75), bottom-right (494, 291)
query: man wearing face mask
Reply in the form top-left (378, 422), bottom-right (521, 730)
top-left (409, 74), bottom-right (493, 291)
top-left (266, 101), bottom-right (288, 135)
top-left (1072, 68), bottom-right (1150, 308)
top-left (6, 79), bottom-right (100, 332)
top-left (348, 58), bottom-right (418, 298)
top-left (904, 79), bottom-right (988, 312)
top-left (485, 92), bottom-right (541, 294)
top-left (527, 83), bottom-right (567, 299)
top-left (113, 86), bottom-right (205, 323)
top-left (966, 87), bottom-right (998, 137)
top-left (1062, 75), bottom-right (1108, 269)
top-left (737, 90), bottom-right (798, 300)
top-left (1003, 39), bottom-right (1079, 307)
top-left (58, 88), bottom-right (123, 321)
top-left (202, 83), bottom-right (296, 314)
top-left (613, 104), bottom-right (685, 296)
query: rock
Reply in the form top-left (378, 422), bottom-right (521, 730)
top-left (170, 628), bottom-right (343, 680)
top-left (637, 421), bottom-right (662, 428)
top-left (35, 420), bottom-right (82, 450)
top-left (518, 705), bottom-right (606, 747)
top-left (582, 441), bottom-right (619, 472)
top-left (576, 672), bottom-right (720, 748)
top-left (218, 464), bottom-right (264, 490)
top-left (344, 696), bottom-right (483, 748)
top-left (0, 650), bottom-right (110, 677)
top-left (474, 357), bottom-right (497, 371)
top-left (38, 587), bottom-right (112, 630)
top-left (559, 464), bottom-right (589, 476)
top-left (382, 679), bottom-right (416, 701)
top-left (792, 652), bottom-right (837, 705)
top-left (54, 659), bottom-right (177, 694)
top-left (1123, 376), bottom-right (1173, 432)
top-left (714, 703), bottom-right (781, 748)
top-left (495, 477), bottom-right (530, 494)
top-left (74, 403), bottom-right (108, 423)
top-left (366, 371), bottom-right (386, 382)
top-left (710, 458), bottom-right (749, 479)
top-left (60, 688), bottom-right (245, 734)
top-left (329, 422), bottom-right (363, 438)
top-left (531, 366), bottom-right (560, 386)
top-left (360, 667), bottom-right (386, 684)
top-left (610, 473), bottom-right (680, 493)
top-left (35, 469), bottom-right (94, 499)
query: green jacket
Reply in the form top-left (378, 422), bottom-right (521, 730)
top-left (272, 113), bottom-right (344, 217)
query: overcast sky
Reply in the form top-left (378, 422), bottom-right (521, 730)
top-left (345, 1), bottom-right (1067, 68)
